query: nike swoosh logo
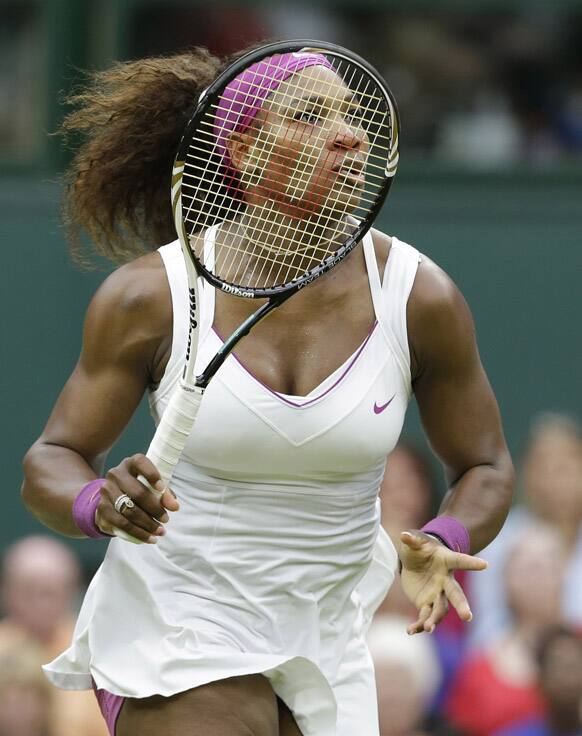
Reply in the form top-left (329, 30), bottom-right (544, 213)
top-left (373, 394), bottom-right (396, 414)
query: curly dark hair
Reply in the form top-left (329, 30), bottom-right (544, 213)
top-left (58, 47), bottom-right (236, 266)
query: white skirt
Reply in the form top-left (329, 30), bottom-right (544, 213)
top-left (44, 480), bottom-right (398, 736)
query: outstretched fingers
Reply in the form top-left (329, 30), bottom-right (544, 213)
top-left (422, 592), bottom-right (449, 633)
top-left (444, 574), bottom-right (473, 622)
top-left (407, 603), bottom-right (433, 636)
top-left (407, 593), bottom-right (449, 635)
top-left (400, 530), bottom-right (426, 551)
top-left (446, 549), bottom-right (488, 572)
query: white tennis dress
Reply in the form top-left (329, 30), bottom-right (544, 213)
top-left (44, 228), bottom-right (421, 736)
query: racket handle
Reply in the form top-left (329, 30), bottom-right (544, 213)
top-left (145, 382), bottom-right (205, 485)
top-left (112, 383), bottom-right (205, 544)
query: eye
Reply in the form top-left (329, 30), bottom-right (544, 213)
top-left (294, 109), bottom-right (321, 125)
top-left (344, 106), bottom-right (363, 125)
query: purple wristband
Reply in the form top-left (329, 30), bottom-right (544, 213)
top-left (72, 479), bottom-right (112, 539)
top-left (421, 516), bottom-right (470, 554)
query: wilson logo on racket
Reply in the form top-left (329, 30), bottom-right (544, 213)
top-left (188, 288), bottom-right (198, 329)
top-left (221, 283), bottom-right (254, 297)
top-left (185, 287), bottom-right (198, 362)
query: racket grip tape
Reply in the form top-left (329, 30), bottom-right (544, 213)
top-left (112, 383), bottom-right (204, 544)
top-left (145, 382), bottom-right (205, 486)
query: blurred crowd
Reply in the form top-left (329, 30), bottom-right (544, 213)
top-left (0, 537), bottom-right (107, 736)
top-left (127, 4), bottom-right (582, 170)
top-left (369, 412), bottom-right (582, 736)
top-left (3, 411), bottom-right (582, 735)
top-left (3, 3), bottom-right (582, 169)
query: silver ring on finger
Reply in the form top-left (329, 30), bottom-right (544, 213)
top-left (114, 494), bottom-right (135, 515)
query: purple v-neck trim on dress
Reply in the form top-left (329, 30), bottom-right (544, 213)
top-left (211, 320), bottom-right (378, 409)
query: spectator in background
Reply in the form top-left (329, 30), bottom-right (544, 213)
top-left (0, 536), bottom-right (108, 736)
top-left (469, 413), bottom-right (582, 651)
top-left (367, 615), bottom-right (442, 736)
top-left (435, 88), bottom-right (523, 169)
top-left (262, 4), bottom-right (346, 46)
top-left (446, 524), bottom-right (567, 736)
top-left (0, 639), bottom-right (53, 736)
top-left (494, 625), bottom-right (582, 736)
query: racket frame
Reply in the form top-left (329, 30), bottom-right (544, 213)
top-left (175, 39), bottom-right (400, 301)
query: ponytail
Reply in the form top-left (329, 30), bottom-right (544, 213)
top-left (58, 48), bottom-right (222, 265)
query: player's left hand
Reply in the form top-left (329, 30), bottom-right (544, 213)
top-left (399, 529), bottom-right (487, 636)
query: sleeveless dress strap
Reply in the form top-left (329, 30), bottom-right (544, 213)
top-left (149, 225), bottom-right (219, 405)
top-left (149, 241), bottom-right (189, 405)
top-left (363, 234), bottom-right (421, 398)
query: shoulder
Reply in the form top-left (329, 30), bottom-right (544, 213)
top-left (89, 251), bottom-right (170, 324)
top-left (406, 256), bottom-right (476, 380)
top-left (83, 251), bottom-right (172, 374)
top-left (409, 256), bottom-right (470, 322)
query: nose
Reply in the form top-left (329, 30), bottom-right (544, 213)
top-left (328, 116), bottom-right (363, 151)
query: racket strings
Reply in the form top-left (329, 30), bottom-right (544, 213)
top-left (183, 159), bottom-right (386, 205)
top-left (196, 117), bottom-right (394, 156)
top-left (206, 68), bottom-right (388, 108)
top-left (213, 66), bottom-right (355, 286)
top-left (184, 62), bottom-right (374, 250)
top-left (253, 58), bottom-right (372, 286)
top-left (184, 136), bottom-right (381, 267)
top-left (225, 59), bottom-right (343, 288)
top-left (183, 148), bottom-right (392, 187)
top-left (184, 62), bottom-right (390, 230)
top-left (188, 60), bottom-right (390, 189)
top-left (202, 87), bottom-right (391, 144)
top-left (181, 52), bottom-right (395, 289)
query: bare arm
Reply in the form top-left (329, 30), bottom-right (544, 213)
top-left (409, 256), bottom-right (515, 553)
top-left (396, 256), bottom-right (514, 634)
top-left (21, 253), bottom-right (177, 540)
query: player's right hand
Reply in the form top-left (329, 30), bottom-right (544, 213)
top-left (94, 454), bottom-right (180, 543)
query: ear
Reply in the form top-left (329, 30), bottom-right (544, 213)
top-left (226, 131), bottom-right (253, 171)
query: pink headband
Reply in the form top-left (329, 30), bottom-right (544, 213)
top-left (213, 51), bottom-right (334, 175)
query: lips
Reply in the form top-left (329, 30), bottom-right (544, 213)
top-left (332, 158), bottom-right (365, 175)
top-left (332, 158), bottom-right (366, 186)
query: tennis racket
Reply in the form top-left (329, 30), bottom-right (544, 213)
top-left (114, 39), bottom-right (400, 543)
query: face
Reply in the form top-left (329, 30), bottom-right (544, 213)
top-left (228, 65), bottom-right (370, 221)
top-left (522, 428), bottom-right (582, 523)
top-left (504, 528), bottom-right (565, 626)
top-left (1, 541), bottom-right (79, 643)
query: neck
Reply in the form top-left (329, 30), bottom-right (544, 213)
top-left (216, 207), bottom-right (352, 288)
top-left (243, 203), bottom-right (349, 252)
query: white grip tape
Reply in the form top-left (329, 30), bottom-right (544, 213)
top-left (113, 383), bottom-right (204, 544)
top-left (146, 382), bottom-right (205, 485)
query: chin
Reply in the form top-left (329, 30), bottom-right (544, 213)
top-left (245, 181), bottom-right (363, 222)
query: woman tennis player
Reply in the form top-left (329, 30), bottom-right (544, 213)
top-left (22, 41), bottom-right (514, 736)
